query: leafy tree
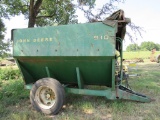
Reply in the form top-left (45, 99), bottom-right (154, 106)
top-left (126, 44), bottom-right (140, 52)
top-left (0, 19), bottom-right (10, 57)
top-left (140, 41), bottom-right (159, 51)
top-left (1, 0), bottom-right (143, 44)
top-left (78, 0), bottom-right (96, 6)
top-left (76, 0), bottom-right (143, 42)
top-left (77, 0), bottom-right (124, 22)
top-left (1, 0), bottom-right (78, 27)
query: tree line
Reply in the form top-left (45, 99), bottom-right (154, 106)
top-left (126, 41), bottom-right (160, 51)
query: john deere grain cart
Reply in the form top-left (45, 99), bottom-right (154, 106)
top-left (12, 10), bottom-right (151, 115)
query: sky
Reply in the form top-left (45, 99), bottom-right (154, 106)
top-left (3, 0), bottom-right (160, 50)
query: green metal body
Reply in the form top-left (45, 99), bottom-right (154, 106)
top-left (13, 23), bottom-right (116, 87)
top-left (12, 22), bottom-right (151, 102)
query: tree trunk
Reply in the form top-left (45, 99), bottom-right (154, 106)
top-left (28, 16), bottom-right (36, 28)
top-left (28, 0), bottom-right (35, 27)
top-left (28, 0), bottom-right (43, 28)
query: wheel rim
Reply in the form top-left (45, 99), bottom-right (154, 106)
top-left (35, 86), bottom-right (56, 109)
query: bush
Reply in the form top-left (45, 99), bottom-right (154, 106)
top-left (0, 68), bottom-right (21, 81)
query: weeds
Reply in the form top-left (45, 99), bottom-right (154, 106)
top-left (0, 80), bottom-right (29, 106)
top-left (0, 77), bottom-right (29, 118)
top-left (0, 68), bottom-right (21, 81)
top-left (0, 62), bottom-right (160, 120)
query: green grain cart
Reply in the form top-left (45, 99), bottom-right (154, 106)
top-left (12, 11), bottom-right (151, 115)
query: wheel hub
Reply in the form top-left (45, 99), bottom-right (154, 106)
top-left (46, 94), bottom-right (51, 99)
top-left (35, 86), bottom-right (56, 109)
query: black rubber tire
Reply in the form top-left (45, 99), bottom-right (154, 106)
top-left (30, 78), bottom-right (65, 115)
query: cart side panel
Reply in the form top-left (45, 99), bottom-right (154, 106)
top-left (13, 22), bottom-right (116, 57)
top-left (16, 56), bottom-right (114, 87)
top-left (13, 22), bottom-right (116, 87)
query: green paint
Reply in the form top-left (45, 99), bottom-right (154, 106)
top-left (64, 86), bottom-right (151, 102)
top-left (65, 87), bottom-right (116, 100)
top-left (13, 23), bottom-right (116, 57)
top-left (76, 67), bottom-right (84, 89)
top-left (25, 83), bottom-right (151, 102)
top-left (13, 21), bottom-right (151, 103)
top-left (15, 56), bottom-right (113, 86)
top-left (25, 84), bottom-right (33, 89)
top-left (45, 66), bottom-right (50, 77)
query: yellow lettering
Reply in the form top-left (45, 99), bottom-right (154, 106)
top-left (37, 38), bottom-right (40, 42)
top-left (49, 38), bottom-right (53, 41)
top-left (94, 36), bottom-right (98, 40)
top-left (19, 39), bottom-right (22, 42)
top-left (27, 39), bottom-right (30, 42)
top-left (93, 35), bottom-right (109, 40)
top-left (41, 38), bottom-right (44, 42)
top-left (23, 39), bottom-right (26, 42)
top-left (18, 37), bottom-right (54, 43)
top-left (45, 38), bottom-right (49, 41)
top-left (100, 36), bottom-right (103, 39)
top-left (33, 39), bottom-right (36, 42)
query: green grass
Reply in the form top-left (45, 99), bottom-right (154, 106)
top-left (0, 58), bottom-right (160, 119)
top-left (0, 67), bottom-right (21, 81)
top-left (123, 51), bottom-right (160, 59)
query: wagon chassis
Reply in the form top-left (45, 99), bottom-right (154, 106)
top-left (23, 38), bottom-right (151, 104)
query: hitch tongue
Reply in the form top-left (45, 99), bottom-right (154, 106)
top-left (118, 86), bottom-right (152, 102)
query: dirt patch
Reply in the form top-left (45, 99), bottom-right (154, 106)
top-left (0, 59), bottom-right (16, 66)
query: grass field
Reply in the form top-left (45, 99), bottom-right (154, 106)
top-left (123, 51), bottom-right (160, 59)
top-left (0, 53), bottom-right (160, 120)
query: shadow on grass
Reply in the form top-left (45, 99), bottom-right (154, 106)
top-left (55, 94), bottom-right (141, 120)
